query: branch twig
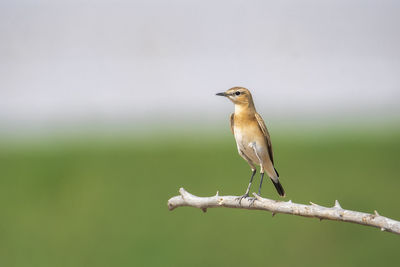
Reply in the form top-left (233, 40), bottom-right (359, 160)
top-left (168, 188), bottom-right (400, 235)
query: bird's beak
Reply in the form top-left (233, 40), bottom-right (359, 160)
top-left (216, 92), bottom-right (226, 96)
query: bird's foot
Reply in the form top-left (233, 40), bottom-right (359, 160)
top-left (249, 193), bottom-right (261, 206)
top-left (249, 197), bottom-right (257, 207)
top-left (236, 193), bottom-right (250, 205)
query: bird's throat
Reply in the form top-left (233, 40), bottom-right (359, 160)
top-left (234, 102), bottom-right (255, 118)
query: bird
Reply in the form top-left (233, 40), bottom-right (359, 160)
top-left (216, 87), bottom-right (285, 202)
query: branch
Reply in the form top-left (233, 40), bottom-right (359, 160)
top-left (168, 188), bottom-right (400, 235)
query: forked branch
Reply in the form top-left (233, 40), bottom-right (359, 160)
top-left (168, 188), bottom-right (400, 235)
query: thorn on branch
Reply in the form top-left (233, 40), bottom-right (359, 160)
top-left (334, 200), bottom-right (342, 209)
top-left (179, 187), bottom-right (186, 197)
top-left (252, 192), bottom-right (263, 201)
top-left (168, 188), bottom-right (400, 236)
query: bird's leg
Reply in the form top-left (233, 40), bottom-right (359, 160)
top-left (244, 169), bottom-right (257, 196)
top-left (257, 172), bottom-right (264, 195)
top-left (249, 172), bottom-right (264, 206)
top-left (237, 169), bottom-right (256, 204)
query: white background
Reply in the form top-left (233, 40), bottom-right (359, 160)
top-left (1, 0), bottom-right (399, 131)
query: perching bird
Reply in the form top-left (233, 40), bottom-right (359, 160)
top-left (216, 87), bottom-right (285, 201)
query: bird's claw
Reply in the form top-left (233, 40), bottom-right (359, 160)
top-left (236, 193), bottom-right (249, 205)
top-left (249, 197), bottom-right (257, 207)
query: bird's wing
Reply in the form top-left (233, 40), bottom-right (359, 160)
top-left (230, 113), bottom-right (234, 134)
top-left (255, 112), bottom-right (274, 164)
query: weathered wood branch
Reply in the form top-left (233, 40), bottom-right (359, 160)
top-left (168, 188), bottom-right (400, 235)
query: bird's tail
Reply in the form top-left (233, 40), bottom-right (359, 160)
top-left (270, 178), bottom-right (285, 197)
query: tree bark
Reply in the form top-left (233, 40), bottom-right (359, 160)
top-left (168, 188), bottom-right (400, 235)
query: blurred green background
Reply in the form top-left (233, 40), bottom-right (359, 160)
top-left (1, 125), bottom-right (399, 267)
top-left (2, 0), bottom-right (400, 266)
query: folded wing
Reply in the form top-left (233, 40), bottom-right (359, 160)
top-left (255, 112), bottom-right (275, 165)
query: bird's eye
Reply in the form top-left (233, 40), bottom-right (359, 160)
top-left (235, 91), bottom-right (241, 96)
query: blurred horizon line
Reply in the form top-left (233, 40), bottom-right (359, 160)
top-left (1, 113), bottom-right (399, 141)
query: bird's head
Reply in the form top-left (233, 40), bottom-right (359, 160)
top-left (216, 87), bottom-right (253, 105)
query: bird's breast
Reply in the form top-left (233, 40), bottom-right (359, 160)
top-left (233, 122), bottom-right (268, 163)
top-left (233, 120), bottom-right (261, 143)
top-left (234, 125), bottom-right (256, 149)
top-left (233, 127), bottom-right (246, 147)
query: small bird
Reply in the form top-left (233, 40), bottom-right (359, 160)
top-left (216, 87), bottom-right (285, 201)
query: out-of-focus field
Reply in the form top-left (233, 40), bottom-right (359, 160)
top-left (0, 126), bottom-right (399, 267)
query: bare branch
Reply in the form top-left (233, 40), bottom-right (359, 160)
top-left (167, 188), bottom-right (400, 235)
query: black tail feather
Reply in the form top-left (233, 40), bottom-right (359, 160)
top-left (271, 178), bottom-right (285, 197)
top-left (274, 167), bottom-right (279, 177)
